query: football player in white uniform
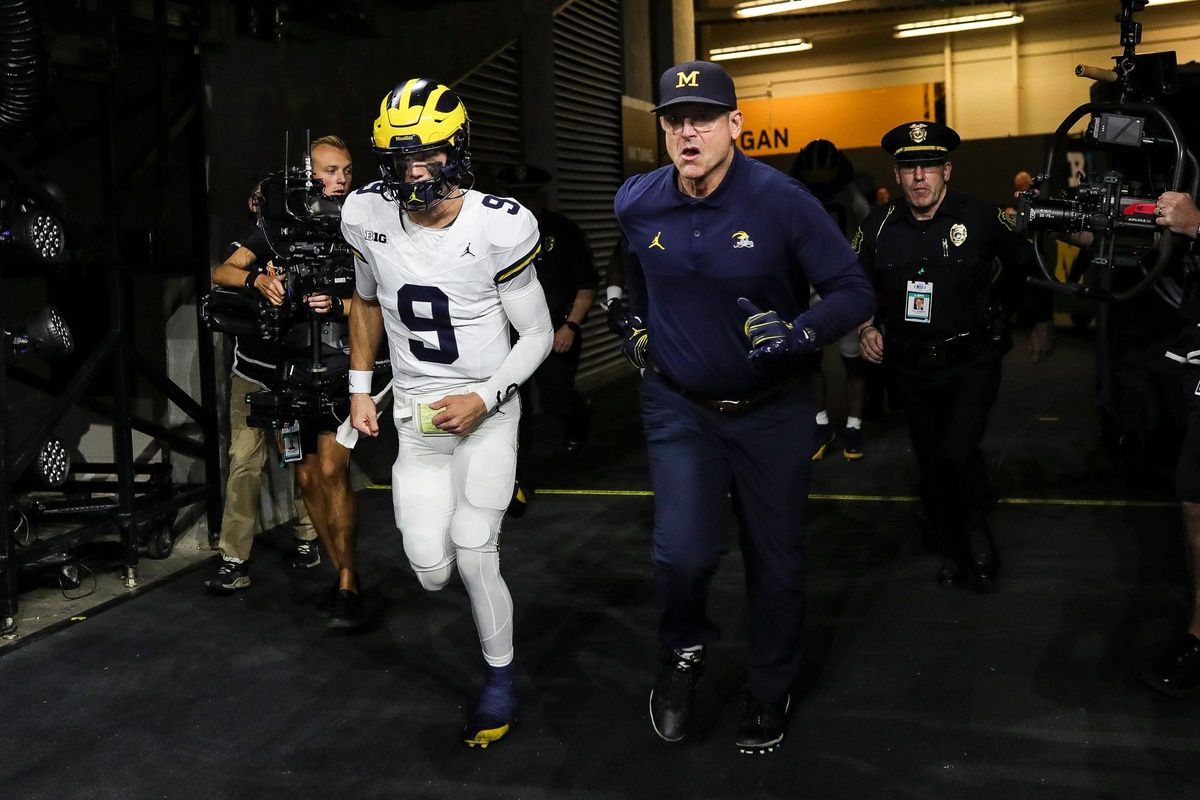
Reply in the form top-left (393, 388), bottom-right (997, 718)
top-left (343, 78), bottom-right (553, 748)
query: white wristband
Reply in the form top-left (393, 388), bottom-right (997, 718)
top-left (606, 285), bottom-right (624, 303)
top-left (349, 370), bottom-right (374, 394)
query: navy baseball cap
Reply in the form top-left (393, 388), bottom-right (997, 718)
top-left (653, 60), bottom-right (737, 113)
top-left (881, 121), bottom-right (960, 166)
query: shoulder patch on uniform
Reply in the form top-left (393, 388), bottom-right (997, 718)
top-left (494, 241), bottom-right (541, 284)
top-left (851, 227), bottom-right (863, 254)
top-left (998, 208), bottom-right (1017, 232)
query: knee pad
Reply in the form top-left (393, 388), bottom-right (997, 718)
top-left (415, 562), bottom-right (454, 592)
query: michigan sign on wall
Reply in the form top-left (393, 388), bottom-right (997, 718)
top-left (738, 83), bottom-right (943, 155)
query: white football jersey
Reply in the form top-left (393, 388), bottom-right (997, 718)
top-left (342, 186), bottom-right (551, 408)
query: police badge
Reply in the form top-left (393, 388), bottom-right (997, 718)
top-left (949, 223), bottom-right (967, 246)
top-left (909, 123), bottom-right (928, 143)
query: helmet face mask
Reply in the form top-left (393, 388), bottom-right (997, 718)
top-left (372, 79), bottom-right (472, 212)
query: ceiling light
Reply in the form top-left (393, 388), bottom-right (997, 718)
top-left (1146, 0), bottom-right (1198, 5)
top-left (734, 0), bottom-right (853, 18)
top-left (710, 38), bottom-right (813, 62)
top-left (895, 10), bottom-right (1024, 38)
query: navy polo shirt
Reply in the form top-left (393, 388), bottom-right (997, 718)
top-left (614, 148), bottom-right (874, 397)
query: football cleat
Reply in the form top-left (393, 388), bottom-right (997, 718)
top-left (463, 663), bottom-right (517, 748)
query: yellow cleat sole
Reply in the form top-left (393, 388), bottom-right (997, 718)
top-left (463, 723), bottom-right (511, 748)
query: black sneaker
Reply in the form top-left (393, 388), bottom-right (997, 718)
top-left (1142, 634), bottom-right (1200, 696)
top-left (842, 426), bottom-right (864, 460)
top-left (206, 558), bottom-right (250, 594)
top-left (810, 423), bottom-right (834, 461)
top-left (735, 692), bottom-right (790, 754)
top-left (649, 646), bottom-right (705, 742)
top-left (291, 538), bottom-right (321, 569)
top-left (327, 588), bottom-right (365, 630)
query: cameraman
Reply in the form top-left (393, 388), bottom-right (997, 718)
top-left (207, 135), bottom-right (366, 628)
top-left (1145, 190), bottom-right (1200, 695)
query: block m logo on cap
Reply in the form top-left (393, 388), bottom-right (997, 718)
top-left (676, 70), bottom-right (700, 88)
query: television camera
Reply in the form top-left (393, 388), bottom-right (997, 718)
top-left (201, 145), bottom-right (354, 433)
top-left (1015, 0), bottom-right (1198, 305)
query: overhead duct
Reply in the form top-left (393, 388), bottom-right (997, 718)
top-left (0, 0), bottom-right (47, 141)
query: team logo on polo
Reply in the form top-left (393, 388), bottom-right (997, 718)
top-left (909, 123), bottom-right (928, 143)
top-left (676, 70), bottom-right (699, 88)
top-left (649, 231), bottom-right (666, 250)
top-left (949, 223), bottom-right (967, 247)
top-left (732, 231), bottom-right (755, 249)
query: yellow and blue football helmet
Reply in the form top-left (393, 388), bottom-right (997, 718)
top-left (372, 78), bottom-right (472, 212)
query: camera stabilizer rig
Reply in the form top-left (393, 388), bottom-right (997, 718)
top-left (201, 138), bottom-right (354, 433)
top-left (1015, 0), bottom-right (1199, 305)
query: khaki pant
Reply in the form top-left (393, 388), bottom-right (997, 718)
top-left (218, 373), bottom-right (316, 562)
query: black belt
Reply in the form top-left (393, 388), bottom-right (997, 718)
top-left (653, 367), bottom-right (803, 417)
top-left (888, 330), bottom-right (981, 366)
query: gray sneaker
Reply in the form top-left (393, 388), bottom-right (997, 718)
top-left (206, 558), bottom-right (250, 594)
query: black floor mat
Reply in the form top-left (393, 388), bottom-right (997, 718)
top-left (2, 332), bottom-right (1198, 800)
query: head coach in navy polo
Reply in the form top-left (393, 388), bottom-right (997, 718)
top-left (612, 60), bottom-right (875, 753)
top-left (853, 122), bottom-right (1055, 595)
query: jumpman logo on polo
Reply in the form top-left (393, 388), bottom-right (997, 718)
top-left (461, 243), bottom-right (474, 258)
top-left (649, 231), bottom-right (665, 251)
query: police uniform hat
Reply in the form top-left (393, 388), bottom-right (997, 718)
top-left (653, 60), bottom-right (737, 113)
top-left (496, 164), bottom-right (551, 188)
top-left (881, 121), bottom-right (960, 165)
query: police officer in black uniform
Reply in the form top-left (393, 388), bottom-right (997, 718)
top-left (498, 164), bottom-right (597, 517)
top-left (854, 121), bottom-right (1054, 592)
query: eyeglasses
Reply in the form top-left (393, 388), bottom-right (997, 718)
top-left (659, 109), bottom-right (727, 134)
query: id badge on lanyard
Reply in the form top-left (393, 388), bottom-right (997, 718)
top-left (905, 280), bottom-right (933, 323)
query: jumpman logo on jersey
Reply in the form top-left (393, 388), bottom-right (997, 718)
top-left (649, 231), bottom-right (665, 251)
top-left (461, 243), bottom-right (474, 258)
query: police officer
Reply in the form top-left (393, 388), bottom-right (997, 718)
top-left (855, 121), bottom-right (1054, 593)
top-left (613, 60), bottom-right (874, 753)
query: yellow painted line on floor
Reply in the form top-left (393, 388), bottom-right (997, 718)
top-left (365, 485), bottom-right (1174, 508)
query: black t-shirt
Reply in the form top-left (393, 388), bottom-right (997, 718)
top-left (535, 210), bottom-right (598, 326)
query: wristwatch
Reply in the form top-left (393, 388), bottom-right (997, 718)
top-left (564, 320), bottom-right (581, 334)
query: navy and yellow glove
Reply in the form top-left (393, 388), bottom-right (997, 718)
top-left (736, 297), bottom-right (814, 362)
top-left (608, 302), bottom-right (649, 369)
top-left (605, 296), bottom-right (632, 337)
